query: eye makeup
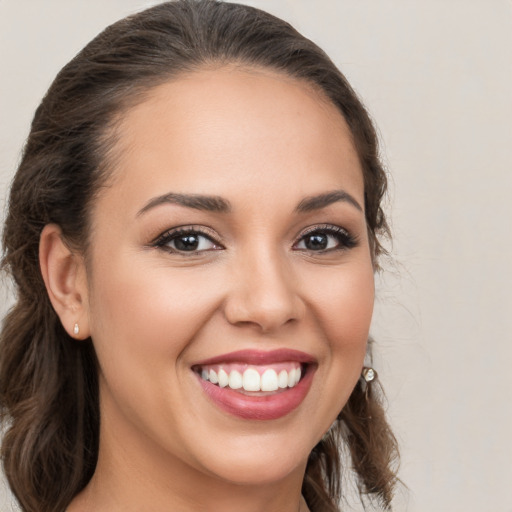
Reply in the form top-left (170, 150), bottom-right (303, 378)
top-left (150, 222), bottom-right (358, 257)
top-left (153, 225), bottom-right (224, 254)
top-left (293, 224), bottom-right (359, 253)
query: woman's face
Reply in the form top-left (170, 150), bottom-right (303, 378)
top-left (84, 67), bottom-right (374, 487)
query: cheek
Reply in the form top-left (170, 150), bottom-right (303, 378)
top-left (90, 265), bottom-right (211, 355)
top-left (308, 261), bottom-right (375, 348)
top-left (86, 254), bottom-right (225, 377)
top-left (303, 258), bottom-right (374, 419)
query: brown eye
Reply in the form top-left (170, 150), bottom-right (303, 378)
top-left (303, 233), bottom-right (329, 251)
top-left (173, 234), bottom-right (203, 251)
top-left (294, 225), bottom-right (358, 252)
top-left (155, 228), bottom-right (222, 254)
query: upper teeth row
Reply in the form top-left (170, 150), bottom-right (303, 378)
top-left (201, 367), bottom-right (302, 392)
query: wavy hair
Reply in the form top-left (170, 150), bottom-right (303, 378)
top-left (0, 1), bottom-right (398, 510)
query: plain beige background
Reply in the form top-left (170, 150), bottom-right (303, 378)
top-left (1, 1), bottom-right (511, 511)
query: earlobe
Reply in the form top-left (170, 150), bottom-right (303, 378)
top-left (39, 224), bottom-right (90, 339)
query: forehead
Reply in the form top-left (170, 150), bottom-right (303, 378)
top-left (100, 66), bottom-right (363, 209)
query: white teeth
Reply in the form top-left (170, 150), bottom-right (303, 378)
top-left (261, 369), bottom-right (279, 392)
top-left (209, 369), bottom-right (218, 384)
top-left (242, 368), bottom-right (261, 391)
top-left (278, 370), bottom-right (289, 389)
top-left (288, 367), bottom-right (301, 387)
top-left (228, 370), bottom-right (243, 389)
top-left (218, 369), bottom-right (229, 388)
top-left (200, 365), bottom-right (303, 392)
top-left (287, 368), bottom-right (296, 388)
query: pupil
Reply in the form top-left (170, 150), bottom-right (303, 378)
top-left (306, 233), bottom-right (328, 250)
top-left (175, 235), bottom-right (199, 251)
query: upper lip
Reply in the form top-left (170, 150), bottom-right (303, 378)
top-left (193, 349), bottom-right (316, 366)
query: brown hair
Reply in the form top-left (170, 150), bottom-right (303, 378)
top-left (0, 1), bottom-right (398, 511)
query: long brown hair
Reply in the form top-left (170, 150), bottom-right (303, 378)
top-left (0, 1), bottom-right (398, 511)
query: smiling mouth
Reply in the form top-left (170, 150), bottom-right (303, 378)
top-left (191, 349), bottom-right (316, 420)
top-left (193, 362), bottom-right (305, 394)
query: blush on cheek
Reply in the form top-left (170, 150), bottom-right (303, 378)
top-left (318, 277), bottom-right (374, 346)
top-left (90, 261), bottom-right (225, 363)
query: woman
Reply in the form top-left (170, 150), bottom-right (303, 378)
top-left (0, 1), bottom-right (399, 511)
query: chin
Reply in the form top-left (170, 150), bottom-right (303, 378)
top-left (205, 451), bottom-right (307, 486)
top-left (185, 428), bottom-right (312, 486)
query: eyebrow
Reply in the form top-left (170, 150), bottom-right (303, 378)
top-left (137, 192), bottom-right (232, 217)
top-left (295, 190), bottom-right (363, 213)
top-left (137, 188), bottom-right (362, 218)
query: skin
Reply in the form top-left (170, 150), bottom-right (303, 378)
top-left (41, 66), bottom-right (375, 512)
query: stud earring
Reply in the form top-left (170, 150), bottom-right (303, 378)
top-left (361, 367), bottom-right (377, 382)
top-left (73, 323), bottom-right (80, 336)
top-left (361, 366), bottom-right (377, 406)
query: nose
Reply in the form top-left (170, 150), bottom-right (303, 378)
top-left (223, 248), bottom-right (305, 333)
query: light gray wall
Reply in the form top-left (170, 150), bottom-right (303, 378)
top-left (1, 1), bottom-right (511, 511)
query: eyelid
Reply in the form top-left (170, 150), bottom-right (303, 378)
top-left (298, 224), bottom-right (349, 238)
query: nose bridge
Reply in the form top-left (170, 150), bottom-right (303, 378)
top-left (224, 241), bottom-right (303, 332)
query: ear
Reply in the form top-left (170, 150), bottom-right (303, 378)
top-left (39, 224), bottom-right (90, 340)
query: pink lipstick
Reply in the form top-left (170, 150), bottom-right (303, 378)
top-left (192, 349), bottom-right (316, 420)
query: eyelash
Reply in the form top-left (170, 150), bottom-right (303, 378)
top-left (293, 224), bottom-right (359, 253)
top-left (153, 226), bottom-right (222, 254)
top-left (153, 224), bottom-right (358, 255)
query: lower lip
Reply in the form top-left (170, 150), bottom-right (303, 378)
top-left (195, 366), bottom-right (315, 420)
